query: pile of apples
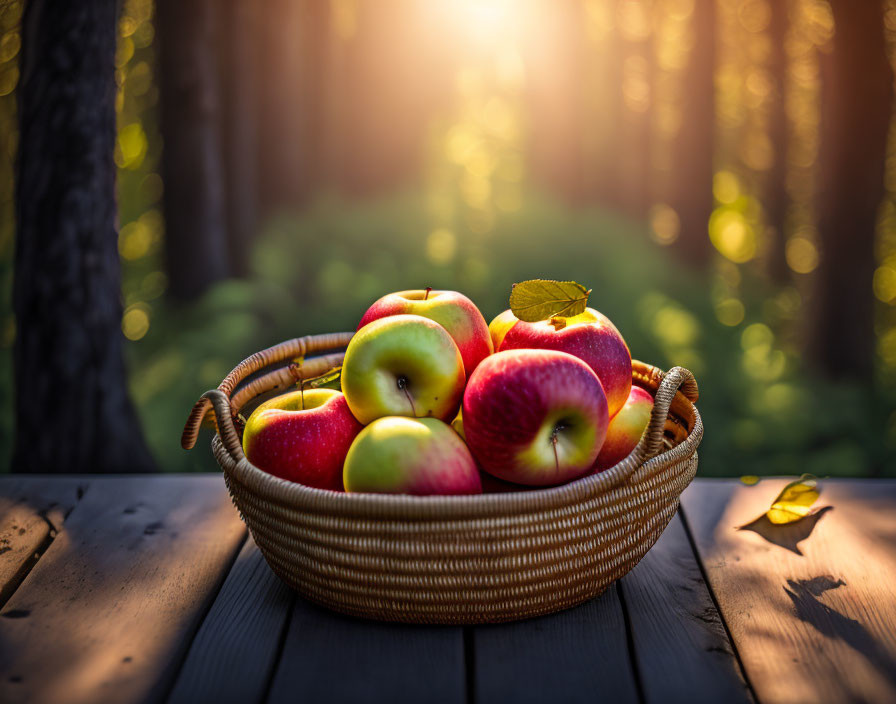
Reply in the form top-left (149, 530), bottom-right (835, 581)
top-left (241, 286), bottom-right (654, 495)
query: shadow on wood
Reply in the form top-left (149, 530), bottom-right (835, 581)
top-left (784, 575), bottom-right (896, 691)
top-left (737, 506), bottom-right (833, 555)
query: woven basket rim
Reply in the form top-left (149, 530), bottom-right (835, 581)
top-left (188, 332), bottom-right (703, 520)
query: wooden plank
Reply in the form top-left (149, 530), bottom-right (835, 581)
top-left (0, 475), bottom-right (89, 607)
top-left (166, 535), bottom-right (293, 704)
top-left (472, 587), bottom-right (639, 704)
top-left (619, 512), bottom-right (753, 704)
top-left (681, 479), bottom-right (896, 704)
top-left (0, 475), bottom-right (246, 704)
top-left (266, 597), bottom-right (465, 704)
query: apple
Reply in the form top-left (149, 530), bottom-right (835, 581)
top-left (593, 385), bottom-right (654, 472)
top-left (487, 309), bottom-right (519, 351)
top-left (343, 416), bottom-right (482, 495)
top-left (357, 289), bottom-right (493, 375)
top-left (462, 349), bottom-right (610, 486)
top-left (242, 388), bottom-right (363, 491)
top-left (341, 314), bottom-right (466, 425)
top-left (451, 408), bottom-right (465, 439)
top-left (479, 472), bottom-right (529, 493)
top-left (499, 307), bottom-right (632, 418)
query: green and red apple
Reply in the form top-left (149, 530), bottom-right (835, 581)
top-left (462, 349), bottom-right (610, 486)
top-left (341, 314), bottom-right (465, 425)
top-left (499, 307), bottom-right (632, 418)
top-left (593, 385), bottom-right (654, 472)
top-left (343, 416), bottom-right (482, 495)
top-left (242, 388), bottom-right (362, 491)
top-left (487, 309), bottom-right (519, 351)
top-left (357, 289), bottom-right (493, 375)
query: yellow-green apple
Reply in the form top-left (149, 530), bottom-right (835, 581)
top-left (462, 349), bottom-right (610, 486)
top-left (357, 289), bottom-right (493, 374)
top-left (451, 408), bottom-right (465, 439)
top-left (343, 416), bottom-right (482, 495)
top-left (487, 309), bottom-right (519, 351)
top-left (593, 386), bottom-right (654, 472)
top-left (499, 307), bottom-right (632, 418)
top-left (242, 389), bottom-right (362, 490)
top-left (341, 314), bottom-right (465, 425)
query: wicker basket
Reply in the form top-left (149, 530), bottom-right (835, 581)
top-left (182, 332), bottom-right (703, 625)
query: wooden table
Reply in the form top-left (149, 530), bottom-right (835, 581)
top-left (1, 476), bottom-right (894, 704)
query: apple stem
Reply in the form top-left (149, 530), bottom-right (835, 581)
top-left (550, 425), bottom-right (564, 474)
top-left (424, 286), bottom-right (432, 301)
top-left (397, 376), bottom-right (417, 417)
top-left (300, 382), bottom-right (305, 410)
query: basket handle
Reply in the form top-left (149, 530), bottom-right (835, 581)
top-left (199, 389), bottom-right (246, 461)
top-left (638, 366), bottom-right (699, 462)
top-left (181, 331), bottom-right (353, 451)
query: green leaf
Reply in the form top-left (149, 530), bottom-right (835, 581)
top-left (301, 365), bottom-right (343, 391)
top-left (509, 279), bottom-right (591, 322)
top-left (766, 474), bottom-right (819, 524)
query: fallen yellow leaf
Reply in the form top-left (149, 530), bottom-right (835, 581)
top-left (740, 475), bottom-right (759, 486)
top-left (766, 474), bottom-right (819, 525)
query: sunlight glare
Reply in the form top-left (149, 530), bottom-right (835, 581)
top-left (456, 0), bottom-right (519, 44)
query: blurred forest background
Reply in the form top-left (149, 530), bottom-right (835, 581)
top-left (1, 0), bottom-right (895, 476)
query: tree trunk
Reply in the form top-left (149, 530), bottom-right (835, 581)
top-left (616, 4), bottom-right (656, 216)
top-left (765, 0), bottom-right (790, 283)
top-left (219, 0), bottom-right (259, 277)
top-left (156, 0), bottom-right (229, 300)
top-left (256, 0), bottom-right (308, 209)
top-left (13, 0), bottom-right (155, 473)
top-left (337, 0), bottom-right (437, 196)
top-left (295, 0), bottom-right (331, 200)
top-left (586, 9), bottom-right (625, 210)
top-left (672, 0), bottom-right (716, 266)
top-left (527, 1), bottom-right (588, 203)
top-left (808, 0), bottom-right (893, 380)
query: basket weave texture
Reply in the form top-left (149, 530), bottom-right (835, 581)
top-left (182, 332), bottom-right (703, 625)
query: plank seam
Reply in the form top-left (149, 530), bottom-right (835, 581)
top-left (162, 527), bottom-right (251, 703)
top-left (677, 506), bottom-right (758, 704)
top-left (0, 480), bottom-right (90, 610)
top-left (615, 580), bottom-right (646, 704)
top-left (260, 588), bottom-right (298, 704)
top-left (463, 626), bottom-right (477, 704)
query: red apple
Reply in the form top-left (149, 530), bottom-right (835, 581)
top-left (462, 349), bottom-right (610, 486)
top-left (479, 472), bottom-right (530, 493)
top-left (242, 389), bottom-right (363, 490)
top-left (593, 385), bottom-right (654, 472)
top-left (499, 307), bottom-right (632, 418)
top-left (357, 289), bottom-right (493, 375)
top-left (343, 416), bottom-right (482, 495)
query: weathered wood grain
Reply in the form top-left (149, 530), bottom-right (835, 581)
top-left (166, 535), bottom-right (293, 704)
top-left (681, 479), bottom-right (896, 704)
top-left (0, 476), bottom-right (89, 607)
top-left (266, 597), bottom-right (465, 704)
top-left (619, 512), bottom-right (753, 703)
top-left (471, 587), bottom-right (639, 704)
top-left (0, 475), bottom-right (246, 704)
